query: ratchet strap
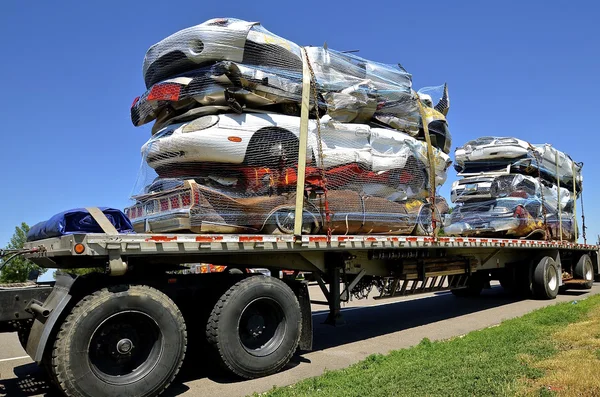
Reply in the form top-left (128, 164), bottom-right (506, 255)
top-left (293, 47), bottom-right (312, 237)
top-left (85, 207), bottom-right (119, 235)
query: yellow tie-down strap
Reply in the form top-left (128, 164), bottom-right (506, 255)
top-left (293, 47), bottom-right (313, 237)
top-left (85, 207), bottom-right (119, 235)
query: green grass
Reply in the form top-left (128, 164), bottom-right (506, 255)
top-left (256, 295), bottom-right (600, 397)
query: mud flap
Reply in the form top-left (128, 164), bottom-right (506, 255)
top-left (285, 280), bottom-right (313, 351)
top-left (25, 273), bottom-right (76, 362)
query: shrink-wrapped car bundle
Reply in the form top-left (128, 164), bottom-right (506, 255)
top-left (446, 137), bottom-right (582, 241)
top-left (126, 18), bottom-right (453, 235)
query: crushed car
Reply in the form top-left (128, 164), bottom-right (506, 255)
top-left (445, 196), bottom-right (576, 241)
top-left (125, 179), bottom-right (449, 236)
top-left (454, 137), bottom-right (582, 192)
top-left (140, 112), bottom-right (452, 197)
top-left (134, 18), bottom-right (451, 153)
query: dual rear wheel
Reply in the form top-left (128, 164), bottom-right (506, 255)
top-left (49, 277), bottom-right (301, 397)
top-left (500, 254), bottom-right (595, 299)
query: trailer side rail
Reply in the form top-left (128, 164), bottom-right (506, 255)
top-left (24, 233), bottom-right (599, 260)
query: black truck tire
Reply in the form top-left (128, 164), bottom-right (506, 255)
top-left (574, 254), bottom-right (594, 289)
top-left (206, 276), bottom-right (302, 379)
top-left (500, 263), bottom-right (533, 297)
top-left (533, 257), bottom-right (559, 299)
top-left (51, 285), bottom-right (187, 397)
top-left (499, 267), bottom-right (516, 293)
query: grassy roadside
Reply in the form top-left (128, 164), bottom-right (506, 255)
top-left (258, 294), bottom-right (600, 397)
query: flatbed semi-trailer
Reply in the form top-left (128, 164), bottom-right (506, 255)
top-left (0, 229), bottom-right (596, 397)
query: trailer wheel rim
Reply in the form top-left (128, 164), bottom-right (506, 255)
top-left (417, 205), bottom-right (433, 233)
top-left (585, 260), bottom-right (593, 281)
top-left (88, 310), bottom-right (163, 385)
top-left (547, 265), bottom-right (558, 291)
top-left (238, 297), bottom-right (286, 357)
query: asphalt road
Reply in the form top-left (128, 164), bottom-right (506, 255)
top-left (1, 283), bottom-right (598, 397)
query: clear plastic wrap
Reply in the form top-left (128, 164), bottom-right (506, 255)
top-left (132, 18), bottom-right (451, 153)
top-left (126, 113), bottom-right (451, 235)
top-left (454, 137), bottom-right (582, 193)
top-left (451, 174), bottom-right (572, 211)
top-left (126, 18), bottom-right (453, 236)
top-left (445, 196), bottom-right (576, 241)
top-left (448, 137), bottom-right (581, 241)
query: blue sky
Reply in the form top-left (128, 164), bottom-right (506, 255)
top-left (1, 0), bottom-right (599, 249)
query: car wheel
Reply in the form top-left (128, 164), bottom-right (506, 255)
top-left (413, 203), bottom-right (440, 236)
top-left (574, 254), bottom-right (594, 289)
top-left (51, 285), bottom-right (186, 397)
top-left (206, 276), bottom-right (302, 379)
top-left (245, 127), bottom-right (299, 169)
top-left (262, 207), bottom-right (317, 235)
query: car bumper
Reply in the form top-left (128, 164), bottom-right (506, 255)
top-left (444, 218), bottom-right (521, 236)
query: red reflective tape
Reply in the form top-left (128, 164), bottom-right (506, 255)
top-left (455, 238), bottom-right (464, 243)
top-left (309, 236), bottom-right (328, 243)
top-left (365, 237), bottom-right (378, 242)
top-left (146, 236), bottom-right (177, 242)
top-left (239, 236), bottom-right (264, 242)
top-left (406, 237), bottom-right (418, 242)
top-left (438, 237), bottom-right (450, 242)
top-left (424, 237), bottom-right (435, 243)
top-left (195, 236), bottom-right (223, 242)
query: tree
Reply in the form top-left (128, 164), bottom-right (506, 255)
top-left (53, 267), bottom-right (103, 279)
top-left (0, 223), bottom-right (47, 283)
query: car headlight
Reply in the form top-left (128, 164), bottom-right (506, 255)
top-left (182, 115), bottom-right (219, 133)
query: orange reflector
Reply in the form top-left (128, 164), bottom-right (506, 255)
top-left (168, 278), bottom-right (177, 284)
top-left (228, 136), bottom-right (242, 142)
top-left (74, 244), bottom-right (85, 254)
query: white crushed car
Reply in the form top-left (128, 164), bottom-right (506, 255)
top-left (141, 112), bottom-right (452, 194)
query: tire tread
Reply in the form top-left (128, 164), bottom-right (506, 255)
top-left (51, 285), bottom-right (187, 397)
top-left (206, 277), bottom-right (301, 379)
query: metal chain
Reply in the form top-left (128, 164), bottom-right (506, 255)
top-left (527, 143), bottom-right (549, 240)
top-left (303, 49), bottom-right (332, 240)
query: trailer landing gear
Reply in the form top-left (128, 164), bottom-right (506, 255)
top-left (311, 268), bottom-right (346, 326)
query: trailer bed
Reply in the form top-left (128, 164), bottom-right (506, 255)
top-left (24, 233), bottom-right (598, 258)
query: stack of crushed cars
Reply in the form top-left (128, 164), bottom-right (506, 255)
top-left (125, 18), bottom-right (453, 236)
top-left (445, 137), bottom-right (582, 241)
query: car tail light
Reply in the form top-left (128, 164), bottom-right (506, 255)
top-left (181, 192), bottom-right (191, 207)
top-left (131, 96), bottom-right (140, 107)
top-left (137, 207), bottom-right (143, 218)
top-left (170, 196), bottom-right (180, 209)
top-left (160, 198), bottom-right (169, 212)
top-left (147, 83), bottom-right (181, 102)
top-left (509, 190), bottom-right (528, 199)
top-left (514, 205), bottom-right (527, 219)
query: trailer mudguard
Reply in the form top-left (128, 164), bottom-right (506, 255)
top-left (25, 273), bottom-right (76, 362)
top-left (284, 279), bottom-right (313, 351)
